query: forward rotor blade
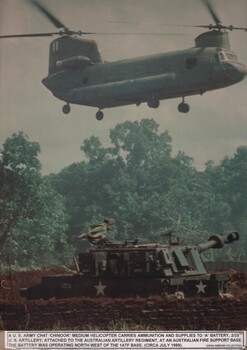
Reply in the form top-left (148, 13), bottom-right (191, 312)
top-left (105, 19), bottom-right (193, 27)
top-left (79, 32), bottom-right (184, 36)
top-left (0, 32), bottom-right (60, 38)
top-left (201, 0), bottom-right (221, 25)
top-left (0, 31), bottom-right (185, 39)
top-left (29, 0), bottom-right (66, 29)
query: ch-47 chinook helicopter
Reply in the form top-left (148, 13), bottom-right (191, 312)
top-left (0, 0), bottom-right (247, 120)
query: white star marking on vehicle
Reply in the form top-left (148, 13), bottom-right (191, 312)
top-left (94, 280), bottom-right (107, 296)
top-left (196, 281), bottom-right (207, 293)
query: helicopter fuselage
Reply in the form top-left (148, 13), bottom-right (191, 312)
top-left (42, 34), bottom-right (247, 118)
top-left (1, 1), bottom-right (247, 119)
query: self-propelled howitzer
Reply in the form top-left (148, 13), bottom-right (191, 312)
top-left (20, 231), bottom-right (239, 299)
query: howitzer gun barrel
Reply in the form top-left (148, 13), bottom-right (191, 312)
top-left (198, 231), bottom-right (239, 253)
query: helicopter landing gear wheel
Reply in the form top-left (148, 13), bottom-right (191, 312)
top-left (147, 97), bottom-right (160, 109)
top-left (96, 110), bottom-right (104, 121)
top-left (62, 104), bottom-right (71, 115)
top-left (178, 101), bottom-right (190, 113)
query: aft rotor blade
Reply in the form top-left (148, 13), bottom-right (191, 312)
top-left (0, 32), bottom-right (60, 38)
top-left (105, 19), bottom-right (247, 32)
top-left (195, 24), bottom-right (247, 31)
top-left (201, 0), bottom-right (221, 25)
top-left (230, 26), bottom-right (247, 31)
top-left (29, 0), bottom-right (66, 29)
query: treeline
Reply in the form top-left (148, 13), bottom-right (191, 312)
top-left (0, 119), bottom-right (246, 268)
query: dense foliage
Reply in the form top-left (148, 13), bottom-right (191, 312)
top-left (1, 120), bottom-right (246, 267)
top-left (49, 119), bottom-right (246, 261)
top-left (0, 132), bottom-right (69, 268)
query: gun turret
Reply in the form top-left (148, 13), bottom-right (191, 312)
top-left (198, 231), bottom-right (239, 253)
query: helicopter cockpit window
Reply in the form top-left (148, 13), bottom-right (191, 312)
top-left (225, 52), bottom-right (238, 62)
top-left (186, 57), bottom-right (197, 69)
top-left (218, 51), bottom-right (238, 62)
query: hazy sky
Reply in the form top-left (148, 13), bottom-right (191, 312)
top-left (0, 0), bottom-right (246, 174)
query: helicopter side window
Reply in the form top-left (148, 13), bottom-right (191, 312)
top-left (214, 54), bottom-right (220, 62)
top-left (83, 77), bottom-right (89, 84)
top-left (186, 57), bottom-right (197, 69)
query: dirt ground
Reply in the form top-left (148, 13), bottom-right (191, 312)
top-left (0, 265), bottom-right (74, 302)
top-left (0, 266), bottom-right (246, 330)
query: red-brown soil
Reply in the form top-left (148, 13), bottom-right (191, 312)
top-left (0, 266), bottom-right (246, 330)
